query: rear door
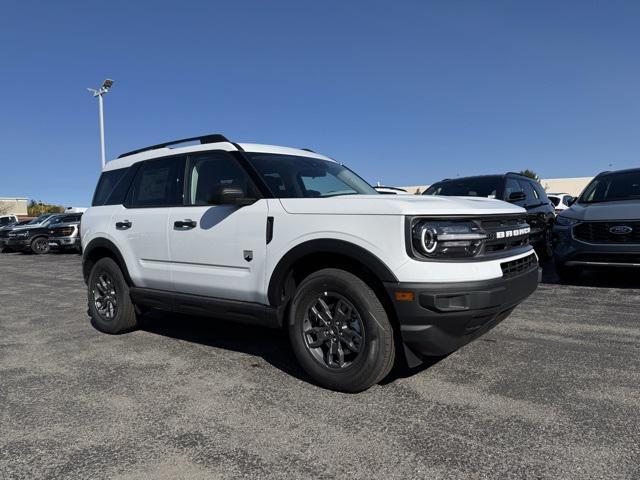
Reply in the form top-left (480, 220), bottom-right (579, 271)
top-left (168, 150), bottom-right (269, 303)
top-left (111, 155), bottom-right (184, 289)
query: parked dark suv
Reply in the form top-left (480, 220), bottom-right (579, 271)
top-left (554, 168), bottom-right (640, 280)
top-left (424, 173), bottom-right (555, 257)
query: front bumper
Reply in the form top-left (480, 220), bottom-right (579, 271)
top-left (385, 265), bottom-right (540, 366)
top-left (49, 236), bottom-right (80, 248)
top-left (554, 225), bottom-right (640, 268)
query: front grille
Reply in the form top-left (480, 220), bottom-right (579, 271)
top-left (573, 221), bottom-right (640, 244)
top-left (478, 216), bottom-right (530, 254)
top-left (49, 227), bottom-right (76, 237)
top-left (501, 253), bottom-right (538, 278)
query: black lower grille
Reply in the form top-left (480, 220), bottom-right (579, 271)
top-left (572, 252), bottom-right (640, 264)
top-left (573, 221), bottom-right (640, 244)
top-left (501, 253), bottom-right (538, 278)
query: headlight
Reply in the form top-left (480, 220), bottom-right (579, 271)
top-left (411, 220), bottom-right (487, 258)
top-left (556, 216), bottom-right (579, 226)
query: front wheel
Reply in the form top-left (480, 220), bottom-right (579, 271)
top-left (288, 268), bottom-right (395, 392)
top-left (87, 257), bottom-right (139, 334)
top-left (30, 237), bottom-right (50, 254)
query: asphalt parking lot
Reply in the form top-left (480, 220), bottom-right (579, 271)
top-left (1, 253), bottom-right (639, 480)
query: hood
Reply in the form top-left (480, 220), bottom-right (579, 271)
top-left (11, 223), bottom-right (45, 231)
top-left (560, 199), bottom-right (640, 221)
top-left (279, 195), bottom-right (525, 216)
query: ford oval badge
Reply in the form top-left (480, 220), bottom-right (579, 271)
top-left (609, 225), bottom-right (633, 235)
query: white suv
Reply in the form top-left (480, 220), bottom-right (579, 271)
top-left (82, 134), bottom-right (540, 392)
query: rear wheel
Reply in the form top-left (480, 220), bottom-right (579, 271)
top-left (288, 268), bottom-right (395, 392)
top-left (30, 237), bottom-right (50, 254)
top-left (88, 257), bottom-right (139, 334)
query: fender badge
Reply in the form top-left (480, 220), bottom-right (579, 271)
top-left (243, 250), bottom-right (253, 262)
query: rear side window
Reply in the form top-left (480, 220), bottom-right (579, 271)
top-left (530, 181), bottom-right (548, 203)
top-left (127, 156), bottom-right (183, 207)
top-left (92, 169), bottom-right (127, 206)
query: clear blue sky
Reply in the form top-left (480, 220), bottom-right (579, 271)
top-left (1, 0), bottom-right (639, 206)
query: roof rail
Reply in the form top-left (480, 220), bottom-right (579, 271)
top-left (301, 148), bottom-right (316, 153)
top-left (117, 133), bottom-right (232, 158)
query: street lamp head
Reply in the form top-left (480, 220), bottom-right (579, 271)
top-left (102, 79), bottom-right (114, 90)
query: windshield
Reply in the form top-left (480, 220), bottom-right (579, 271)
top-left (245, 153), bottom-right (377, 198)
top-left (28, 214), bottom-right (53, 225)
top-left (424, 176), bottom-right (502, 198)
top-left (579, 171), bottom-right (640, 203)
top-left (47, 216), bottom-right (66, 226)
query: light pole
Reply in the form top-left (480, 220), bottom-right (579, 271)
top-left (87, 79), bottom-right (114, 169)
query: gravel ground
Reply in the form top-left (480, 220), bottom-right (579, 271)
top-left (1, 252), bottom-right (639, 480)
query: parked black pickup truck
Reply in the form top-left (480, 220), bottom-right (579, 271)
top-left (6, 213), bottom-right (82, 254)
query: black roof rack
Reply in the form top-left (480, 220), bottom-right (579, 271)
top-left (301, 148), bottom-right (316, 153)
top-left (117, 134), bottom-right (231, 158)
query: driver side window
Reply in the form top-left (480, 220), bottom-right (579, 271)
top-left (186, 151), bottom-right (258, 206)
top-left (504, 178), bottom-right (524, 203)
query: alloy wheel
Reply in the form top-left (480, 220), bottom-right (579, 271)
top-left (93, 273), bottom-right (118, 320)
top-left (33, 238), bottom-right (49, 254)
top-left (302, 292), bottom-right (365, 369)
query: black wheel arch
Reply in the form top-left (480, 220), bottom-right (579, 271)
top-left (82, 238), bottom-right (133, 286)
top-left (267, 239), bottom-right (398, 308)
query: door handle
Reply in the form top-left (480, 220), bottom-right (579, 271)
top-left (174, 219), bottom-right (197, 229)
top-left (115, 220), bottom-right (132, 230)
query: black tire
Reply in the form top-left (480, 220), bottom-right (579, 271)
top-left (555, 262), bottom-right (581, 283)
top-left (288, 268), bottom-right (395, 393)
top-left (87, 257), bottom-right (139, 334)
top-left (30, 236), bottom-right (50, 254)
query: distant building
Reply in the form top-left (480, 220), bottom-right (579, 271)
top-left (399, 177), bottom-right (594, 197)
top-left (540, 177), bottom-right (592, 196)
top-left (0, 197), bottom-right (28, 216)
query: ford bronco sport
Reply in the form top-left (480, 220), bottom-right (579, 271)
top-left (82, 134), bottom-right (540, 392)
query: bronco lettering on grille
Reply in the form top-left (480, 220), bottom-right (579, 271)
top-left (495, 226), bottom-right (530, 239)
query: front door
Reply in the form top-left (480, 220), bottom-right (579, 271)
top-left (168, 150), bottom-right (269, 303)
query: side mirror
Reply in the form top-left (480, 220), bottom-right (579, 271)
top-left (207, 186), bottom-right (257, 206)
top-left (567, 196), bottom-right (577, 206)
top-left (508, 191), bottom-right (526, 203)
